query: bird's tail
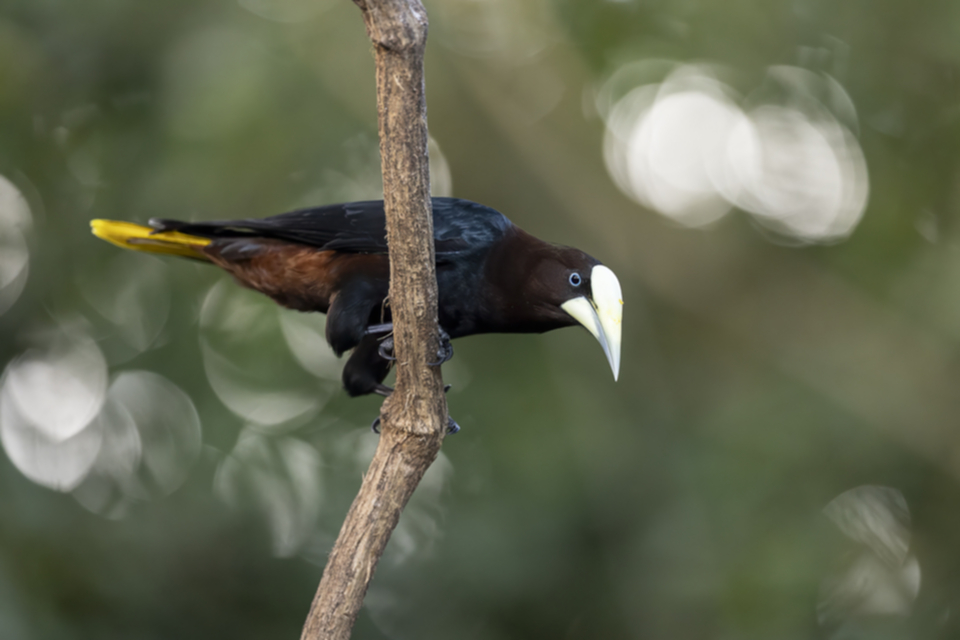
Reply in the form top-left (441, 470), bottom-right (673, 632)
top-left (90, 219), bottom-right (213, 261)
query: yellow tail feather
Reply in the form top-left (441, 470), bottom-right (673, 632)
top-left (90, 219), bottom-right (212, 261)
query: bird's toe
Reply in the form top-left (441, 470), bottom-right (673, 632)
top-left (428, 328), bottom-right (454, 366)
top-left (446, 416), bottom-right (460, 435)
top-left (377, 336), bottom-right (396, 361)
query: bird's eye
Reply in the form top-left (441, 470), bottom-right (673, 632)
top-left (569, 272), bottom-right (582, 287)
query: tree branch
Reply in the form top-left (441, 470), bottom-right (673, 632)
top-left (299, 1), bottom-right (446, 639)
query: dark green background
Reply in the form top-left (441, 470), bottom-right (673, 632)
top-left (1, 0), bottom-right (958, 638)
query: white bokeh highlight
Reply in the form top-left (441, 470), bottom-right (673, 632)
top-left (78, 252), bottom-right (173, 355)
top-left (819, 486), bottom-right (921, 624)
top-left (0, 174), bottom-right (31, 315)
top-left (108, 371), bottom-right (202, 496)
top-left (278, 312), bottom-right (342, 382)
top-left (214, 427), bottom-right (323, 557)
top-left (0, 322), bottom-right (203, 501)
top-left (601, 64), bottom-right (870, 242)
top-left (199, 279), bottom-right (330, 428)
top-left (0, 331), bottom-right (108, 490)
top-left (726, 105), bottom-right (868, 241)
top-left (72, 370), bottom-right (202, 516)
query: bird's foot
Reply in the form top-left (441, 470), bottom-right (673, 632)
top-left (428, 328), bottom-right (454, 366)
top-left (377, 335), bottom-right (396, 362)
top-left (368, 367), bottom-right (456, 435)
top-left (371, 415), bottom-right (460, 435)
top-left (364, 323), bottom-right (397, 362)
top-left (446, 417), bottom-right (460, 434)
top-left (374, 327), bottom-right (452, 367)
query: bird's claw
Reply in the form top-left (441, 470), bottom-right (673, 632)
top-left (428, 328), bottom-right (454, 367)
top-left (375, 328), bottom-right (452, 366)
top-left (370, 349), bottom-right (455, 435)
top-left (377, 336), bottom-right (396, 362)
top-left (370, 415), bottom-right (461, 435)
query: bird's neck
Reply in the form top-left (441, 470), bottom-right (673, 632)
top-left (479, 227), bottom-right (575, 334)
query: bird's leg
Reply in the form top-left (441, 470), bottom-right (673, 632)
top-left (367, 323), bottom-right (451, 367)
top-left (364, 322), bottom-right (455, 432)
top-left (370, 384), bottom-right (458, 434)
top-left (365, 323), bottom-right (393, 336)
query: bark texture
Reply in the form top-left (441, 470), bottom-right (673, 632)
top-left (299, 1), bottom-right (446, 639)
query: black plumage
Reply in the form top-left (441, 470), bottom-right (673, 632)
top-left (96, 197), bottom-right (621, 397)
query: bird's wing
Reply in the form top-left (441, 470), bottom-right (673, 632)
top-left (149, 198), bottom-right (513, 257)
top-left (428, 198), bottom-right (514, 258)
top-left (150, 200), bottom-right (389, 253)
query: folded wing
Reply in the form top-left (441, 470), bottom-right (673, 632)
top-left (148, 197), bottom-right (513, 258)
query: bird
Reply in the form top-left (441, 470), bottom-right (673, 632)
top-left (91, 197), bottom-right (623, 427)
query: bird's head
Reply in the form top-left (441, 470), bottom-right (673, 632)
top-left (525, 247), bottom-right (624, 381)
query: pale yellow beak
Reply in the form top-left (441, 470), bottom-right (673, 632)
top-left (560, 265), bottom-right (623, 380)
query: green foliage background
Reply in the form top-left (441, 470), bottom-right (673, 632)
top-left (1, 0), bottom-right (959, 638)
